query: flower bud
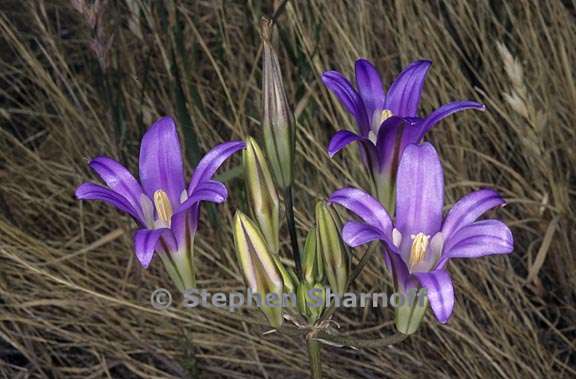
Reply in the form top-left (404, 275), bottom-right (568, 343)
top-left (297, 282), bottom-right (325, 323)
top-left (243, 137), bottom-right (280, 253)
top-left (315, 201), bottom-right (349, 295)
top-left (260, 17), bottom-right (295, 190)
top-left (233, 211), bottom-right (283, 328)
top-left (394, 288), bottom-right (428, 335)
top-left (301, 227), bottom-right (324, 285)
top-left (270, 253), bottom-right (296, 294)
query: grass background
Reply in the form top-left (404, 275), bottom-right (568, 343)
top-left (1, 0), bottom-right (574, 377)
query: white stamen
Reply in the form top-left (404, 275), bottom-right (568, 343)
top-left (153, 190), bottom-right (173, 227)
top-left (179, 189), bottom-right (188, 204)
top-left (408, 233), bottom-right (430, 271)
top-left (392, 228), bottom-right (402, 248)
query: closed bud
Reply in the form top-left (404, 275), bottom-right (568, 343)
top-left (297, 282), bottom-right (325, 323)
top-left (260, 17), bottom-right (295, 190)
top-left (270, 253), bottom-right (296, 294)
top-left (315, 202), bottom-right (349, 295)
top-left (301, 227), bottom-right (324, 285)
top-left (395, 288), bottom-right (428, 335)
top-left (243, 137), bottom-right (280, 253)
top-left (233, 211), bottom-right (283, 329)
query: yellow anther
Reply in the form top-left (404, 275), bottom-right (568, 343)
top-left (153, 190), bottom-right (173, 224)
top-left (408, 233), bottom-right (430, 270)
top-left (380, 109), bottom-right (393, 124)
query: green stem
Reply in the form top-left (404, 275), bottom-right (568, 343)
top-left (284, 186), bottom-right (302, 280)
top-left (306, 337), bottom-right (322, 379)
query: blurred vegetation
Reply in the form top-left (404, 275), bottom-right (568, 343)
top-left (0, 0), bottom-right (574, 377)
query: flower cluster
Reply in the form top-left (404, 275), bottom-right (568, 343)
top-left (324, 59), bottom-right (513, 330)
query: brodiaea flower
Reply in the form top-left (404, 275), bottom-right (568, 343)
top-left (322, 59), bottom-right (485, 210)
top-left (329, 142), bottom-right (513, 324)
top-left (76, 116), bottom-right (245, 291)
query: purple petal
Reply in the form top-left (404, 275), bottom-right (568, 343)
top-left (341, 221), bottom-right (386, 247)
top-left (355, 59), bottom-right (385, 120)
top-left (384, 60), bottom-right (432, 117)
top-left (442, 189), bottom-right (504, 238)
top-left (329, 187), bottom-right (392, 237)
top-left (179, 180), bottom-right (228, 212)
top-left (76, 182), bottom-right (143, 223)
top-left (133, 228), bottom-right (176, 268)
top-left (327, 130), bottom-right (364, 158)
top-left (170, 205), bottom-right (199, 251)
top-left (139, 116), bottom-right (185, 208)
top-left (188, 141), bottom-right (245, 193)
top-left (415, 101), bottom-right (485, 141)
top-left (322, 70), bottom-right (370, 135)
top-left (375, 116), bottom-right (407, 173)
top-left (395, 142), bottom-right (444, 237)
top-left (89, 156), bottom-right (144, 212)
top-left (382, 247), bottom-right (410, 292)
top-left (443, 220), bottom-right (513, 259)
top-left (414, 270), bottom-right (454, 324)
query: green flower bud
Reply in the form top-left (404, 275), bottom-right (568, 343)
top-left (301, 227), bottom-right (324, 285)
top-left (233, 211), bottom-right (283, 328)
top-left (315, 201), bottom-right (349, 295)
top-left (297, 282), bottom-right (325, 323)
top-left (270, 253), bottom-right (296, 294)
top-left (243, 137), bottom-right (280, 253)
top-left (260, 17), bottom-right (294, 190)
top-left (394, 288), bottom-right (428, 335)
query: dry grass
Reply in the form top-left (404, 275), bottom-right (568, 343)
top-left (1, 0), bottom-right (574, 377)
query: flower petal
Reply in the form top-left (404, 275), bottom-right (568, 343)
top-left (133, 228), bottom-right (176, 268)
top-left (188, 141), bottom-right (245, 193)
top-left (89, 156), bottom-right (145, 211)
top-left (415, 101), bottom-right (485, 141)
top-left (355, 59), bottom-right (385, 121)
top-left (395, 142), bottom-right (444, 237)
top-left (375, 116), bottom-right (408, 173)
top-left (170, 205), bottom-right (200, 252)
top-left (139, 116), bottom-right (185, 208)
top-left (385, 248), bottom-right (411, 291)
top-left (179, 180), bottom-right (228, 212)
top-left (341, 221), bottom-right (386, 247)
top-left (414, 270), bottom-right (454, 324)
top-left (443, 220), bottom-right (513, 260)
top-left (384, 60), bottom-right (432, 117)
top-left (327, 130), bottom-right (365, 158)
top-left (329, 187), bottom-right (392, 236)
top-left (322, 70), bottom-right (370, 135)
top-left (76, 182), bottom-right (143, 223)
top-left (442, 189), bottom-right (504, 239)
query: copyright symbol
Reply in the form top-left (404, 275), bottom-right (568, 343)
top-left (150, 288), bottom-right (172, 309)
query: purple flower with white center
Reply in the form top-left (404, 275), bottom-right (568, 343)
top-left (76, 116), bottom-right (245, 290)
top-left (329, 142), bottom-right (513, 323)
top-left (322, 59), bottom-right (485, 210)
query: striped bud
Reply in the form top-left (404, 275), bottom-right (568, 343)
top-left (243, 137), bottom-right (280, 253)
top-left (315, 202), bottom-right (349, 295)
top-left (260, 17), bottom-right (294, 190)
top-left (301, 227), bottom-right (324, 285)
top-left (297, 282), bottom-right (325, 323)
top-left (395, 288), bottom-right (428, 335)
top-left (233, 211), bottom-right (283, 328)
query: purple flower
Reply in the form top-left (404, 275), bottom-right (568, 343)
top-left (322, 59), bottom-right (485, 210)
top-left (76, 116), bottom-right (245, 290)
top-left (329, 142), bottom-right (513, 323)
